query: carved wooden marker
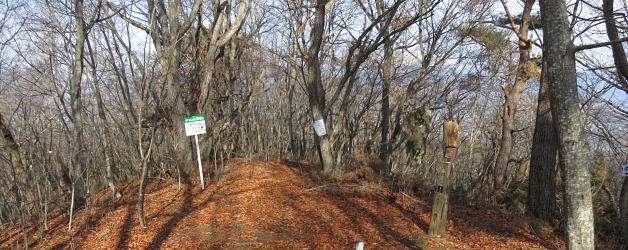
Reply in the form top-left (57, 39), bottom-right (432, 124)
top-left (428, 121), bottom-right (459, 236)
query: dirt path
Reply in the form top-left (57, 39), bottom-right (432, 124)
top-left (0, 160), bottom-right (564, 249)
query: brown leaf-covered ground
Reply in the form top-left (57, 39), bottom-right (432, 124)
top-left (0, 159), bottom-right (565, 249)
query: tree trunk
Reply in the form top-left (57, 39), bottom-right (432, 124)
top-left (164, 46), bottom-right (193, 180)
top-left (539, 0), bottom-right (595, 248)
top-left (602, 1), bottom-right (628, 244)
top-left (527, 57), bottom-right (558, 224)
top-left (138, 127), bottom-right (155, 227)
top-left (137, 158), bottom-right (149, 227)
top-left (602, 0), bottom-right (628, 94)
top-left (0, 112), bottom-right (28, 249)
top-left (306, 0), bottom-right (335, 176)
top-left (621, 177), bottom-right (628, 247)
top-left (493, 0), bottom-right (535, 188)
top-left (288, 77), bottom-right (298, 159)
top-left (141, 0), bottom-right (203, 183)
top-left (69, 0), bottom-right (87, 225)
top-left (379, 27), bottom-right (393, 174)
top-left (86, 37), bottom-right (122, 199)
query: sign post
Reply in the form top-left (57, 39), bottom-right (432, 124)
top-left (428, 121), bottom-right (459, 236)
top-left (184, 115), bottom-right (207, 190)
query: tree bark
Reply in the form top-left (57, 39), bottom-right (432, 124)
top-left (86, 36), bottom-right (122, 199)
top-left (621, 177), bottom-right (628, 247)
top-left (0, 112), bottom-right (28, 249)
top-left (601, 1), bottom-right (628, 245)
top-left (539, 0), bottom-right (595, 248)
top-left (493, 0), bottom-right (535, 189)
top-left (378, 11), bottom-right (393, 174)
top-left (527, 57), bottom-right (558, 224)
top-left (288, 67), bottom-right (299, 160)
top-left (602, 0), bottom-right (628, 94)
top-left (69, 0), bottom-right (87, 224)
top-left (142, 0), bottom-right (202, 180)
top-left (306, 0), bottom-right (335, 176)
top-left (138, 124), bottom-right (155, 227)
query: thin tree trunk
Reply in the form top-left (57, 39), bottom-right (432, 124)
top-left (602, 2), bottom-right (628, 244)
top-left (288, 42), bottom-right (299, 161)
top-left (0, 112), bottom-right (28, 249)
top-left (620, 177), bottom-right (628, 247)
top-left (86, 36), bottom-right (122, 199)
top-left (539, 0), bottom-right (595, 248)
top-left (69, 0), bottom-right (87, 229)
top-left (288, 80), bottom-right (298, 158)
top-left (602, 0), bottom-right (628, 94)
top-left (527, 57), bottom-right (558, 223)
top-left (138, 125), bottom-right (155, 227)
top-left (379, 27), bottom-right (393, 174)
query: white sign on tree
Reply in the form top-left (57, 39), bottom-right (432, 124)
top-left (313, 119), bottom-right (326, 136)
top-left (185, 115), bottom-right (206, 189)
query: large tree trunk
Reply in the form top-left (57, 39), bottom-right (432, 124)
top-left (306, 0), bottom-right (335, 176)
top-left (141, 0), bottom-right (203, 182)
top-left (539, 0), bottom-right (595, 248)
top-left (493, 0), bottom-right (535, 188)
top-left (527, 58), bottom-right (558, 223)
top-left (165, 50), bottom-right (193, 180)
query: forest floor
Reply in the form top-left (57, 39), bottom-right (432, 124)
top-left (0, 159), bottom-right (565, 249)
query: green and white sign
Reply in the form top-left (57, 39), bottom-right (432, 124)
top-left (184, 115), bottom-right (206, 136)
top-left (184, 115), bottom-right (207, 190)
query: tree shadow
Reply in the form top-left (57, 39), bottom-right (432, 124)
top-left (114, 201), bottom-right (135, 249)
top-left (391, 201), bottom-right (430, 233)
top-left (329, 190), bottom-right (423, 249)
top-left (280, 159), bottom-right (553, 248)
top-left (144, 181), bottom-right (262, 248)
top-left (264, 160), bottom-right (424, 248)
top-left (447, 207), bottom-right (561, 249)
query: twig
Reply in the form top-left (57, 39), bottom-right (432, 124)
top-left (306, 184), bottom-right (337, 192)
top-left (305, 184), bottom-right (375, 192)
top-left (401, 192), bottom-right (421, 203)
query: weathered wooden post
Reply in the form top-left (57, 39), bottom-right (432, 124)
top-left (428, 121), bottom-right (459, 236)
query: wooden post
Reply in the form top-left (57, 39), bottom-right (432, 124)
top-left (428, 121), bottom-right (459, 236)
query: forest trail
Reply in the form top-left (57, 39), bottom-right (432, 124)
top-left (0, 160), bottom-right (565, 249)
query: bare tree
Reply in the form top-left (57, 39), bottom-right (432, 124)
top-left (602, 0), bottom-right (628, 95)
top-left (68, 0), bottom-right (88, 229)
top-left (602, 0), bottom-right (628, 245)
top-left (304, 0), bottom-right (335, 175)
top-left (492, 0), bottom-right (537, 189)
top-left (0, 113), bottom-right (28, 249)
top-left (85, 33), bottom-right (122, 199)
